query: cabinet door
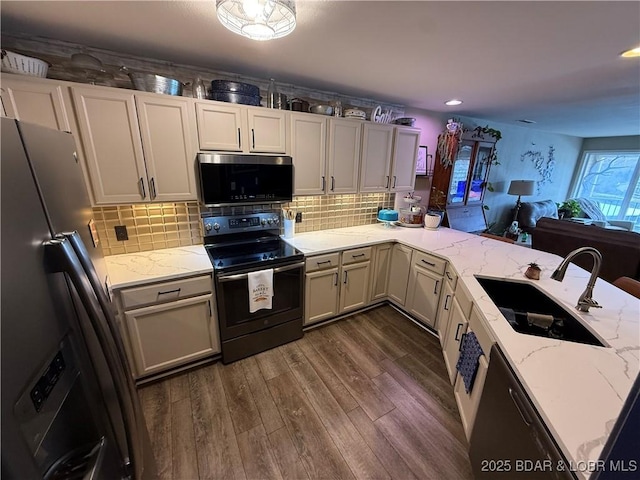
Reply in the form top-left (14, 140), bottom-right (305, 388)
top-left (327, 118), bottom-right (361, 194)
top-left (447, 141), bottom-right (473, 205)
top-left (369, 243), bottom-right (392, 302)
top-left (136, 94), bottom-right (198, 202)
top-left (125, 294), bottom-right (218, 378)
top-left (406, 263), bottom-right (442, 328)
top-left (436, 280), bottom-right (455, 346)
top-left (339, 261), bottom-right (371, 313)
top-left (291, 113), bottom-right (327, 195)
top-left (1, 76), bottom-right (71, 131)
top-left (305, 268), bottom-right (339, 325)
top-left (454, 351), bottom-right (489, 440)
top-left (387, 243), bottom-right (413, 306)
top-left (391, 127), bottom-right (420, 192)
top-left (442, 297), bottom-right (469, 384)
top-left (195, 101), bottom-right (244, 151)
top-left (359, 123), bottom-right (394, 192)
top-left (246, 107), bottom-right (287, 153)
top-left (72, 86), bottom-right (147, 204)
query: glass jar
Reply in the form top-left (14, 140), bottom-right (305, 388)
top-left (192, 78), bottom-right (207, 99)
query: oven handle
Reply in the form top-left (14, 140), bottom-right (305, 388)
top-left (216, 261), bottom-right (305, 283)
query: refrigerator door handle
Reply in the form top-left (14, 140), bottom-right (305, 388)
top-left (45, 237), bottom-right (141, 480)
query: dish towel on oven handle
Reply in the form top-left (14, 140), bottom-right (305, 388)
top-left (456, 331), bottom-right (483, 394)
top-left (248, 268), bottom-right (274, 313)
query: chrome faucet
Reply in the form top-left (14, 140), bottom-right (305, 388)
top-left (551, 247), bottom-right (603, 312)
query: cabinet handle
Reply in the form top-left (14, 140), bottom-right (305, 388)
top-left (454, 323), bottom-right (463, 341)
top-left (208, 300), bottom-right (212, 318)
top-left (509, 387), bottom-right (533, 426)
top-left (385, 176), bottom-right (390, 188)
top-left (316, 260), bottom-right (331, 266)
top-left (334, 272), bottom-right (338, 286)
top-left (237, 128), bottom-right (241, 149)
top-left (150, 177), bottom-right (157, 200)
top-left (393, 175), bottom-right (397, 188)
top-left (444, 294), bottom-right (451, 310)
top-left (157, 288), bottom-right (181, 298)
top-left (322, 176), bottom-right (326, 191)
top-left (446, 271), bottom-right (453, 281)
top-left (331, 176), bottom-right (335, 191)
top-left (351, 253), bottom-right (365, 259)
top-left (138, 177), bottom-right (146, 199)
top-left (343, 271), bottom-right (348, 284)
top-left (421, 259), bottom-right (436, 267)
top-left (434, 279), bottom-right (439, 295)
top-left (251, 128), bottom-right (255, 149)
top-left (458, 332), bottom-right (466, 351)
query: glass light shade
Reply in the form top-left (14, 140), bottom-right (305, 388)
top-left (216, 0), bottom-right (296, 41)
top-left (508, 180), bottom-right (535, 196)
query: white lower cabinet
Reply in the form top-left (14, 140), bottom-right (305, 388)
top-left (304, 248), bottom-right (371, 326)
top-left (387, 243), bottom-right (413, 306)
top-left (442, 296), bottom-right (470, 384)
top-left (369, 243), bottom-right (392, 303)
top-left (436, 280), bottom-right (455, 346)
top-left (405, 251), bottom-right (446, 328)
top-left (114, 274), bottom-right (219, 379)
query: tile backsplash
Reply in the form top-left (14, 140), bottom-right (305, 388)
top-left (93, 202), bottom-right (202, 256)
top-left (94, 194), bottom-right (394, 256)
top-left (285, 193), bottom-right (395, 233)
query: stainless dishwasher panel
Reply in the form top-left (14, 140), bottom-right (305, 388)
top-left (469, 344), bottom-right (576, 479)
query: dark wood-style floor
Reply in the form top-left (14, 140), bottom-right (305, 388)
top-left (138, 304), bottom-right (472, 480)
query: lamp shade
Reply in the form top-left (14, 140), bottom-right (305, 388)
top-left (508, 180), bottom-right (535, 196)
top-left (216, 0), bottom-right (297, 41)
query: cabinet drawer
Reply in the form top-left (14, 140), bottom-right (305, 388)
top-left (455, 280), bottom-right (473, 318)
top-left (413, 250), bottom-right (446, 275)
top-left (121, 275), bottom-right (213, 309)
top-left (341, 246), bottom-right (372, 265)
top-left (306, 252), bottom-right (340, 272)
top-left (444, 265), bottom-right (458, 288)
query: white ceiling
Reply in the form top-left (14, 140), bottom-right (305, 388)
top-left (2, 1), bottom-right (639, 138)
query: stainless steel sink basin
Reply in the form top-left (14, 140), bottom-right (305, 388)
top-left (475, 276), bottom-right (606, 347)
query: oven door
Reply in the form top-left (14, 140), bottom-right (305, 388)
top-left (215, 261), bottom-right (304, 341)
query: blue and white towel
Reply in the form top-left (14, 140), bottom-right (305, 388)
top-left (456, 331), bottom-right (483, 394)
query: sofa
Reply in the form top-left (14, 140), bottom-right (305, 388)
top-left (570, 197), bottom-right (635, 231)
top-left (532, 217), bottom-right (640, 283)
top-left (516, 199), bottom-right (559, 233)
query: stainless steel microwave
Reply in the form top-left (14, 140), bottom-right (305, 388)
top-left (198, 154), bottom-right (293, 207)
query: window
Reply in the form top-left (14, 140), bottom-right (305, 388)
top-left (571, 150), bottom-right (640, 231)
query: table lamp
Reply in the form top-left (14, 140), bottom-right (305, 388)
top-left (508, 180), bottom-right (535, 223)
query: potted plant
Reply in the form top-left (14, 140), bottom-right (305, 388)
top-left (557, 199), bottom-right (581, 219)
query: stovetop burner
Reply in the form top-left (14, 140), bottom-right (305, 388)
top-left (203, 213), bottom-right (303, 272)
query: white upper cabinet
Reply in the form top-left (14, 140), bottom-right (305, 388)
top-left (73, 86), bottom-right (198, 204)
top-left (135, 94), bottom-right (198, 202)
top-left (195, 101), bottom-right (287, 154)
top-left (290, 112), bottom-right (327, 195)
top-left (391, 127), bottom-right (420, 192)
top-left (327, 118), bottom-right (361, 194)
top-left (359, 123), bottom-right (395, 192)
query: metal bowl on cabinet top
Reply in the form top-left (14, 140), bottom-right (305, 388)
top-left (127, 72), bottom-right (184, 96)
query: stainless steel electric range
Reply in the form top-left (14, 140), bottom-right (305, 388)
top-left (203, 213), bottom-right (304, 364)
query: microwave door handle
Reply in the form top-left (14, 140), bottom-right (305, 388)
top-left (44, 238), bottom-right (141, 479)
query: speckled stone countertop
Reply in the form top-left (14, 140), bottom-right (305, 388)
top-left (105, 245), bottom-right (212, 289)
top-left (283, 224), bottom-right (639, 479)
top-left (103, 226), bottom-right (639, 478)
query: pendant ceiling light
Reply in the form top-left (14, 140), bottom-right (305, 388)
top-left (216, 0), bottom-right (296, 41)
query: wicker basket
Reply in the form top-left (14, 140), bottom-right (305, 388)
top-left (1, 50), bottom-right (49, 78)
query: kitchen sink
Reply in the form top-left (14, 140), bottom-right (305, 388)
top-left (475, 276), bottom-right (606, 347)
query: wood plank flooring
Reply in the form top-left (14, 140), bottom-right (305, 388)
top-left (138, 304), bottom-right (472, 480)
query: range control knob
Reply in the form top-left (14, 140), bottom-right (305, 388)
top-left (204, 223), bottom-right (212, 232)
top-left (261, 219), bottom-right (267, 226)
top-left (213, 223), bottom-right (220, 231)
top-left (267, 218), bottom-right (273, 225)
top-left (273, 217), bottom-right (280, 224)
top-left (262, 254), bottom-right (268, 260)
top-left (216, 260), bottom-right (223, 268)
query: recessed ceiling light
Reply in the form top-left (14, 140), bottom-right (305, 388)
top-left (620, 47), bottom-right (640, 58)
top-left (445, 99), bottom-right (463, 106)
top-left (517, 119), bottom-right (537, 124)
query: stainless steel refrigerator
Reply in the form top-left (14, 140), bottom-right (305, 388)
top-left (1, 118), bottom-right (156, 479)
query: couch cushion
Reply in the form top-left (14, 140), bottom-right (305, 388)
top-left (517, 199), bottom-right (558, 231)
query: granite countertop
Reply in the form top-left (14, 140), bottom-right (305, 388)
top-left (104, 245), bottom-right (212, 289)
top-left (102, 226), bottom-right (639, 478)
top-left (283, 224), bottom-right (639, 479)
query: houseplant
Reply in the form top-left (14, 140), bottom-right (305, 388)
top-left (557, 199), bottom-right (581, 219)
